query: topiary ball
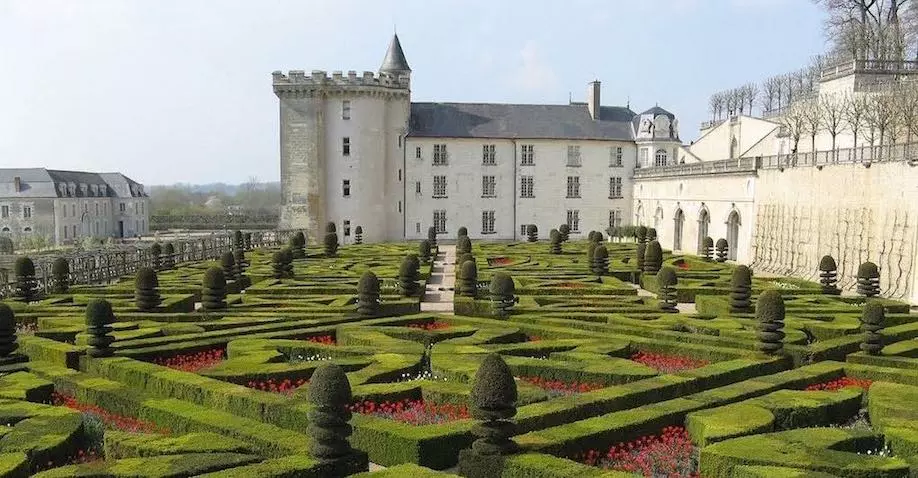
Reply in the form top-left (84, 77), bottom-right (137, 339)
top-left (489, 272), bottom-right (514, 296)
top-left (756, 290), bottom-right (785, 322)
top-left (458, 226), bottom-right (468, 238)
top-left (135, 267), bottom-right (158, 289)
top-left (461, 260), bottom-right (478, 282)
top-left (819, 255), bottom-right (837, 271)
top-left (470, 353), bottom-right (517, 419)
top-left (657, 267), bottom-right (677, 287)
top-left (85, 299), bottom-right (115, 327)
top-left (326, 222), bottom-right (336, 234)
top-left (731, 265), bottom-right (752, 288)
top-left (14, 257), bottom-right (34, 277)
top-left (308, 363), bottom-right (352, 406)
top-left (358, 271), bottom-right (380, 294)
top-left (858, 261), bottom-right (879, 279)
top-left (204, 267), bottom-right (226, 289)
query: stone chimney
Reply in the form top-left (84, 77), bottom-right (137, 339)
top-left (587, 80), bottom-right (601, 120)
top-left (13, 177), bottom-right (21, 193)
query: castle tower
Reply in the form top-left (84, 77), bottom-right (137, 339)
top-left (633, 106), bottom-right (681, 168)
top-left (274, 34), bottom-right (411, 243)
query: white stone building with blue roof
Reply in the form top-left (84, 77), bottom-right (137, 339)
top-left (0, 168), bottom-right (150, 246)
top-left (273, 34), bottom-right (680, 244)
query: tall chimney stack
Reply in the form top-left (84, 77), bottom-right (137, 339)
top-left (13, 177), bottom-right (21, 193)
top-left (587, 80), bottom-right (601, 120)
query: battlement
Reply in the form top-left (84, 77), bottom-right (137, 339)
top-left (271, 69), bottom-right (410, 90)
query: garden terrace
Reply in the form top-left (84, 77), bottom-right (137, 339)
top-left (2, 236), bottom-right (918, 476)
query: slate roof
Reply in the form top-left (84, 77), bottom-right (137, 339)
top-left (408, 102), bottom-right (637, 141)
top-left (0, 168), bottom-right (146, 198)
top-left (380, 34), bottom-right (411, 73)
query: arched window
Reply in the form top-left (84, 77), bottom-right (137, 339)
top-left (23, 227), bottom-right (32, 233)
top-left (1, 227), bottom-right (9, 233)
top-left (730, 137), bottom-right (738, 159)
top-left (655, 149), bottom-right (668, 167)
top-left (673, 209), bottom-right (684, 251)
top-left (698, 209), bottom-right (710, 253)
top-left (726, 211), bottom-right (741, 261)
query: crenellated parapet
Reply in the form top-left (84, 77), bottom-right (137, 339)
top-left (272, 69), bottom-right (410, 99)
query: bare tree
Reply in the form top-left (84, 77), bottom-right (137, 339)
top-left (864, 87), bottom-right (897, 147)
top-left (781, 102), bottom-right (808, 154)
top-left (801, 97), bottom-right (824, 153)
top-left (900, 80), bottom-right (918, 143)
top-left (744, 83), bottom-right (759, 115)
top-left (813, 0), bottom-right (915, 61)
top-left (761, 76), bottom-right (781, 113)
top-left (844, 92), bottom-right (869, 150)
top-left (820, 93), bottom-right (848, 158)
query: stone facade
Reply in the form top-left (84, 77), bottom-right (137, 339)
top-left (0, 169), bottom-right (150, 246)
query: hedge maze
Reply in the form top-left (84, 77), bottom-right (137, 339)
top-left (3, 229), bottom-right (918, 477)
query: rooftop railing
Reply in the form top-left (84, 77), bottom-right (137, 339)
top-left (633, 157), bottom-right (759, 179)
top-left (820, 59), bottom-right (918, 81)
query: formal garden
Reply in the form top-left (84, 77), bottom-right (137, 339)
top-left (1, 224), bottom-right (918, 477)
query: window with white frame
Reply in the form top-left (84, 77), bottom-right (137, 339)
top-left (611, 146), bottom-right (623, 167)
top-left (482, 144), bottom-right (496, 165)
top-left (566, 210), bottom-right (580, 232)
top-left (655, 148), bottom-right (668, 167)
top-left (609, 177), bottom-right (623, 198)
top-left (520, 176), bottom-right (534, 198)
top-left (609, 209), bottom-right (623, 228)
top-left (415, 146), bottom-right (422, 159)
top-left (342, 137), bottom-right (351, 156)
top-left (1, 206), bottom-right (7, 218)
top-left (433, 144), bottom-right (448, 165)
top-left (519, 224), bottom-right (528, 236)
top-left (415, 181), bottom-right (421, 195)
top-left (566, 176), bottom-right (580, 198)
top-left (481, 210), bottom-right (495, 234)
top-left (639, 148), bottom-right (648, 166)
top-left (342, 100), bottom-right (351, 120)
top-left (22, 206), bottom-right (31, 219)
top-left (433, 210), bottom-right (447, 234)
top-left (433, 176), bottom-right (447, 198)
top-left (343, 220), bottom-right (351, 236)
top-left (416, 222), bottom-right (421, 234)
top-left (343, 180), bottom-right (351, 197)
top-left (566, 145), bottom-right (581, 167)
top-left (481, 175), bottom-right (496, 197)
top-left (521, 144), bottom-right (534, 165)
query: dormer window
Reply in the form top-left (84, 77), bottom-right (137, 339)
top-left (100, 185), bottom-right (108, 196)
top-left (79, 184), bottom-right (88, 196)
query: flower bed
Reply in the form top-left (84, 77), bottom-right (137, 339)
top-left (408, 322), bottom-right (451, 331)
top-left (52, 392), bottom-right (168, 434)
top-left (347, 399), bottom-right (469, 425)
top-left (527, 335), bottom-right (542, 342)
top-left (579, 426), bottom-right (697, 477)
top-left (306, 334), bottom-right (336, 345)
top-left (519, 376), bottom-right (604, 397)
top-left (487, 257), bottom-right (513, 266)
top-left (153, 348), bottom-right (225, 373)
top-left (246, 378), bottom-right (307, 395)
top-left (805, 376), bottom-right (874, 391)
top-left (631, 351), bottom-right (709, 373)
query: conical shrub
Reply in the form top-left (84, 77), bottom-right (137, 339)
top-left (307, 363), bottom-right (355, 463)
top-left (85, 299), bottom-right (115, 358)
top-left (326, 222), bottom-right (337, 234)
top-left (290, 232), bottom-right (306, 259)
top-left (201, 267), bottom-right (227, 311)
top-left (244, 232), bottom-right (252, 251)
top-left (591, 245), bottom-right (609, 276)
top-left (221, 252), bottom-right (238, 282)
top-left (558, 224), bottom-right (570, 242)
top-left (489, 273), bottom-right (515, 318)
top-left (586, 241), bottom-right (598, 270)
top-left (636, 241), bottom-right (647, 271)
top-left (657, 267), bottom-right (678, 313)
top-left (701, 237), bottom-right (714, 261)
top-left (818, 255), bottom-right (840, 295)
top-left (643, 240), bottom-right (663, 274)
top-left (729, 265), bottom-right (753, 313)
top-left (354, 226), bottom-right (363, 245)
top-left (469, 354), bottom-right (518, 455)
top-left (427, 226), bottom-right (438, 247)
top-left (857, 261), bottom-right (880, 297)
top-left (549, 229), bottom-right (561, 254)
top-left (637, 226), bottom-right (648, 244)
top-left (233, 230), bottom-right (244, 250)
top-left (162, 243), bottom-right (175, 269)
top-left (134, 267), bottom-right (161, 311)
top-left (324, 233), bottom-right (339, 257)
top-left (715, 238), bottom-right (728, 263)
top-left (357, 271), bottom-right (380, 317)
top-left (526, 224), bottom-right (538, 242)
top-left (233, 247), bottom-right (246, 277)
top-left (460, 260), bottom-right (478, 298)
top-left (150, 243), bottom-right (162, 270)
top-left (0, 304), bottom-right (18, 357)
top-left (281, 247), bottom-right (295, 278)
top-left (457, 236), bottom-right (472, 256)
top-left (14, 257), bottom-right (38, 303)
top-left (271, 251), bottom-right (285, 279)
top-left (458, 226), bottom-right (468, 239)
top-left (756, 290), bottom-right (785, 355)
top-left (399, 255), bottom-right (420, 297)
top-left (860, 301), bottom-right (885, 355)
top-left (51, 257), bottom-right (70, 294)
top-left (418, 240), bottom-right (432, 263)
top-left (647, 228), bottom-right (657, 242)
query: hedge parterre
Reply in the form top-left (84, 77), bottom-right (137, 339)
top-left (4, 236), bottom-right (918, 477)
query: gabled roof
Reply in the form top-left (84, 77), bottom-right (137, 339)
top-left (408, 102), bottom-right (636, 140)
top-left (379, 34), bottom-right (411, 73)
top-left (0, 168), bottom-right (146, 198)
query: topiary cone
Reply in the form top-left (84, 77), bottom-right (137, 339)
top-left (469, 353), bottom-right (518, 456)
top-left (134, 267), bottom-right (161, 311)
top-left (636, 241), bottom-right (647, 271)
top-left (460, 260), bottom-right (478, 298)
top-left (51, 257), bottom-right (70, 294)
top-left (324, 233), bottom-right (339, 258)
top-left (818, 255), bottom-right (840, 295)
top-left (326, 222), bottom-right (336, 234)
top-left (307, 363), bottom-right (355, 462)
top-left (489, 273), bottom-right (515, 319)
top-left (715, 238), bottom-right (729, 263)
top-left (357, 271), bottom-right (380, 317)
top-left (643, 240), bottom-right (663, 274)
top-left (526, 224), bottom-right (538, 242)
top-left (427, 226), bottom-right (438, 247)
top-left (85, 299), bottom-right (115, 358)
top-left (591, 245), bottom-right (609, 276)
top-left (657, 266), bottom-right (678, 313)
top-left (857, 261), bottom-right (880, 297)
top-left (418, 240), bottom-right (432, 263)
top-left (457, 236), bottom-right (472, 256)
top-left (637, 226), bottom-right (648, 244)
top-left (354, 226), bottom-right (363, 245)
top-left (586, 241), bottom-right (598, 270)
top-left (201, 267), bottom-right (227, 311)
top-left (756, 290), bottom-right (785, 355)
top-left (860, 301), bottom-right (885, 355)
top-left (271, 251), bottom-right (285, 279)
top-left (281, 247), bottom-right (295, 278)
top-left (701, 237), bottom-right (714, 261)
top-left (549, 229), bottom-right (561, 254)
top-left (150, 243), bottom-right (162, 270)
top-left (221, 252), bottom-right (237, 282)
top-left (558, 224), bottom-right (570, 242)
top-left (729, 265), bottom-right (753, 313)
top-left (647, 228), bottom-right (657, 242)
top-left (457, 226), bottom-right (468, 239)
top-left (14, 257), bottom-right (38, 303)
top-left (0, 304), bottom-right (18, 357)
top-left (398, 255), bottom-right (420, 297)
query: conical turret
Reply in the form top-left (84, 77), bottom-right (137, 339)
top-left (380, 34), bottom-right (411, 75)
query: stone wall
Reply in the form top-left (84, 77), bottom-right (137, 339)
top-left (751, 161), bottom-right (918, 301)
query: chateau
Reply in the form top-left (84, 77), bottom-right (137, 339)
top-left (0, 169), bottom-right (150, 245)
top-left (275, 35), bottom-right (918, 302)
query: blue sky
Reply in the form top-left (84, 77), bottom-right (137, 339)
top-left (0, 0), bottom-right (826, 185)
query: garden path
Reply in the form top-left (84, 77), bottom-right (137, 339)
top-left (420, 244), bottom-right (456, 314)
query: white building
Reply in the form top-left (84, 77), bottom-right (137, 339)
top-left (274, 35), bottom-right (675, 243)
